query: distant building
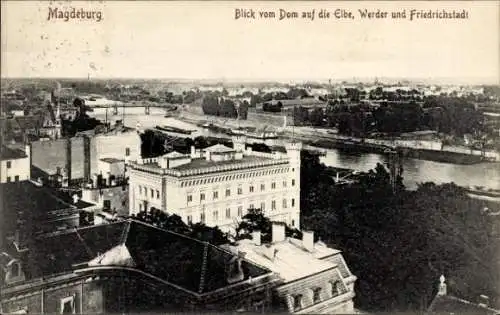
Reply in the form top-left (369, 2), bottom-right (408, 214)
top-left (0, 145), bottom-right (30, 184)
top-left (0, 220), bottom-right (279, 314)
top-left (128, 137), bottom-right (302, 232)
top-left (225, 223), bottom-right (357, 314)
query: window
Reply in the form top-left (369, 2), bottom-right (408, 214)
top-left (313, 287), bottom-right (322, 303)
top-left (103, 200), bottom-right (111, 210)
top-left (249, 203), bottom-right (254, 210)
top-left (125, 147), bottom-right (130, 156)
top-left (226, 208), bottom-right (231, 218)
top-left (6, 161), bottom-right (11, 168)
top-left (271, 182), bottom-right (276, 189)
top-left (7, 176), bottom-right (11, 183)
top-left (156, 190), bottom-right (160, 199)
top-left (292, 179), bottom-right (295, 186)
top-left (237, 206), bottom-right (243, 217)
top-left (187, 195), bottom-right (193, 203)
top-left (291, 198), bottom-right (295, 207)
top-left (14, 175), bottom-right (19, 182)
top-left (200, 213), bottom-right (206, 223)
top-left (292, 219), bottom-right (295, 227)
top-left (187, 215), bottom-right (192, 224)
top-left (237, 187), bottom-right (243, 195)
top-left (271, 200), bottom-right (276, 210)
top-left (249, 185), bottom-right (254, 193)
top-left (283, 180), bottom-right (287, 188)
top-left (139, 203), bottom-right (143, 211)
top-left (11, 262), bottom-right (20, 277)
top-left (213, 210), bottom-right (218, 221)
top-left (331, 280), bottom-right (344, 297)
top-left (200, 193), bottom-right (205, 201)
top-left (260, 202), bottom-right (265, 211)
top-left (260, 184), bottom-right (265, 191)
top-left (60, 295), bottom-right (75, 314)
top-left (282, 199), bottom-right (287, 208)
top-left (226, 189), bottom-right (231, 197)
top-left (139, 186), bottom-right (142, 194)
top-left (213, 191), bottom-right (219, 199)
top-left (292, 294), bottom-right (303, 311)
top-left (150, 189), bottom-right (154, 198)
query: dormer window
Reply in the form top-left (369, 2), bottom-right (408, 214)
top-left (312, 287), bottom-right (322, 303)
top-left (292, 294), bottom-right (303, 311)
top-left (331, 280), bottom-right (344, 297)
top-left (60, 295), bottom-right (76, 314)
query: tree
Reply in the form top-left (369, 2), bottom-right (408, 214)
top-left (235, 208), bottom-right (301, 243)
top-left (133, 208), bottom-right (230, 245)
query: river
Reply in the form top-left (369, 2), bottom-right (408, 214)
top-left (89, 109), bottom-right (500, 191)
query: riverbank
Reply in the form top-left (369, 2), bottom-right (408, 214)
top-left (177, 111), bottom-right (499, 165)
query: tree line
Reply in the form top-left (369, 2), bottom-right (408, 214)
top-left (201, 94), bottom-right (249, 119)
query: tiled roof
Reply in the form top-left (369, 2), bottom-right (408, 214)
top-left (18, 220), bottom-right (270, 294)
top-left (428, 294), bottom-right (500, 315)
top-left (0, 146), bottom-right (27, 160)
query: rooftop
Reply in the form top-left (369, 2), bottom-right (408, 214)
top-left (9, 220), bottom-right (271, 294)
top-left (229, 238), bottom-right (340, 283)
top-left (0, 146), bottom-right (27, 160)
top-left (99, 157), bottom-right (124, 164)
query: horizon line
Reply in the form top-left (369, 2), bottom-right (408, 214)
top-left (1, 75), bottom-right (498, 86)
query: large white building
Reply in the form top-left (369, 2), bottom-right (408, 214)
top-left (128, 136), bottom-right (302, 231)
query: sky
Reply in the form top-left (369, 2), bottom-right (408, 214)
top-left (1, 1), bottom-right (499, 84)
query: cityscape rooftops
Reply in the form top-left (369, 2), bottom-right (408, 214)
top-left (4, 220), bottom-right (273, 295)
top-left (227, 237), bottom-right (342, 283)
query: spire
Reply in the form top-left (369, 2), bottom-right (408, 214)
top-left (438, 275), bottom-right (447, 296)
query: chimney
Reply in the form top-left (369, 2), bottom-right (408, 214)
top-left (478, 295), bottom-right (490, 308)
top-left (205, 150), bottom-right (212, 161)
top-left (252, 231), bottom-right (261, 246)
top-left (438, 275), bottom-right (447, 296)
top-left (72, 194), bottom-right (80, 204)
top-left (272, 222), bottom-right (285, 243)
top-left (302, 230), bottom-right (315, 252)
top-left (190, 145), bottom-right (196, 158)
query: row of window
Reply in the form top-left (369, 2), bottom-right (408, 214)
top-left (186, 199), bottom-right (295, 224)
top-left (180, 167), bottom-right (295, 187)
top-left (138, 186), bottom-right (160, 199)
top-left (187, 180), bottom-right (296, 203)
top-left (292, 280), bottom-right (345, 311)
top-left (5, 175), bottom-right (20, 183)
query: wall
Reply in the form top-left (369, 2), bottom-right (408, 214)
top-left (0, 156), bottom-right (30, 183)
top-left (1, 276), bottom-right (104, 314)
top-left (31, 137), bottom-right (87, 181)
top-left (165, 163), bottom-right (299, 230)
top-left (90, 131), bottom-right (140, 172)
top-left (81, 185), bottom-right (129, 216)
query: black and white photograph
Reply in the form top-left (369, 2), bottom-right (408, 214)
top-left (0, 1), bottom-right (499, 314)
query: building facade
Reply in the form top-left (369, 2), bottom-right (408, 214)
top-left (225, 223), bottom-right (358, 314)
top-left (0, 220), bottom-right (279, 314)
top-left (0, 145), bottom-right (30, 183)
top-left (128, 137), bottom-right (302, 231)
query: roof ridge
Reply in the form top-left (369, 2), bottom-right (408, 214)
top-left (128, 219), bottom-right (212, 245)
